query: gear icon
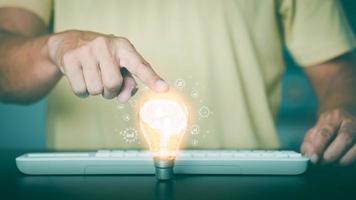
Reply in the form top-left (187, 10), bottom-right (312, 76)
top-left (120, 127), bottom-right (138, 143)
top-left (199, 106), bottom-right (211, 118)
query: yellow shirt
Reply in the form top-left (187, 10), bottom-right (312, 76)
top-left (0, 0), bottom-right (354, 150)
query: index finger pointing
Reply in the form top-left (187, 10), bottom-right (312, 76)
top-left (114, 38), bottom-right (169, 92)
top-left (133, 61), bottom-right (169, 92)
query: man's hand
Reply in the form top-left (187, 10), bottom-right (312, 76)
top-left (47, 31), bottom-right (169, 102)
top-left (0, 8), bottom-right (168, 104)
top-left (302, 52), bottom-right (356, 166)
top-left (301, 109), bottom-right (356, 166)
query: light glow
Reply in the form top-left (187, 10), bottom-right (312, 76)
top-left (139, 93), bottom-right (189, 159)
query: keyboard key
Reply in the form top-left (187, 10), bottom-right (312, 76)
top-left (220, 152), bottom-right (234, 158)
top-left (124, 151), bottom-right (138, 157)
top-left (275, 153), bottom-right (288, 158)
top-left (206, 152), bottom-right (220, 158)
top-left (248, 152), bottom-right (262, 157)
top-left (95, 150), bottom-right (111, 157)
top-left (260, 152), bottom-right (275, 157)
top-left (27, 153), bottom-right (55, 157)
top-left (192, 152), bottom-right (205, 158)
top-left (234, 152), bottom-right (247, 158)
top-left (289, 153), bottom-right (302, 158)
top-left (177, 152), bottom-right (192, 158)
top-left (137, 152), bottom-right (151, 158)
top-left (111, 151), bottom-right (124, 157)
top-left (54, 153), bottom-right (90, 157)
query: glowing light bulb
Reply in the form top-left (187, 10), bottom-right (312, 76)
top-left (139, 97), bottom-right (189, 180)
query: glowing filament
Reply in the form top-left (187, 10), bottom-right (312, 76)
top-left (139, 99), bottom-right (188, 158)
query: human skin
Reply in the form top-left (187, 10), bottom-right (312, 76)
top-left (302, 53), bottom-right (356, 166)
top-left (0, 8), bottom-right (168, 104)
top-left (0, 7), bottom-right (355, 166)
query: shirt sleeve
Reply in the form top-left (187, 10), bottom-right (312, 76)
top-left (279, 0), bottom-right (356, 66)
top-left (0, 0), bottom-right (52, 25)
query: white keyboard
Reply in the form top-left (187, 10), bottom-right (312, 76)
top-left (16, 150), bottom-right (309, 175)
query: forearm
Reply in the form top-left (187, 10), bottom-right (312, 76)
top-left (0, 29), bottom-right (61, 104)
top-left (316, 56), bottom-right (356, 115)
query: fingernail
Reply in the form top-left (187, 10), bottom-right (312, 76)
top-left (155, 80), bottom-right (169, 92)
top-left (310, 154), bottom-right (319, 164)
top-left (131, 87), bottom-right (139, 96)
top-left (117, 93), bottom-right (130, 103)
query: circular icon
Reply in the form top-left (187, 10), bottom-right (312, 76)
top-left (199, 106), bottom-right (211, 118)
top-left (120, 127), bottom-right (138, 143)
top-left (175, 79), bottom-right (186, 89)
top-left (190, 124), bottom-right (200, 135)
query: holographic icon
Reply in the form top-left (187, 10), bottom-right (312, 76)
top-left (190, 88), bottom-right (199, 98)
top-left (122, 113), bottom-right (131, 122)
top-left (190, 124), bottom-right (200, 135)
top-left (199, 106), bottom-right (211, 118)
top-left (175, 79), bottom-right (186, 89)
top-left (120, 127), bottom-right (138, 143)
top-left (117, 104), bottom-right (125, 110)
top-left (192, 139), bottom-right (199, 146)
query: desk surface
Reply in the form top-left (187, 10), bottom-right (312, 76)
top-left (1, 150), bottom-right (355, 200)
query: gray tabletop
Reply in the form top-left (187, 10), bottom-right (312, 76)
top-left (1, 150), bottom-right (355, 200)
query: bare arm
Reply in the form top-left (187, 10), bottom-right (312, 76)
top-left (0, 8), bottom-right (168, 105)
top-left (305, 53), bottom-right (356, 113)
top-left (301, 52), bottom-right (356, 166)
top-left (0, 7), bottom-right (60, 104)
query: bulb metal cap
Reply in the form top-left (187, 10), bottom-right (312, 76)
top-left (153, 158), bottom-right (175, 181)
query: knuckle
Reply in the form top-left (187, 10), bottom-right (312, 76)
top-left (105, 78), bottom-right (123, 92)
top-left (323, 152), bottom-right (334, 163)
top-left (116, 37), bottom-right (134, 48)
top-left (92, 36), bottom-right (109, 47)
top-left (78, 45), bottom-right (91, 55)
top-left (94, 36), bottom-right (106, 44)
top-left (344, 118), bottom-right (354, 125)
top-left (338, 132), bottom-right (354, 144)
top-left (135, 63), bottom-right (146, 75)
top-left (318, 128), bottom-right (332, 138)
top-left (333, 108), bottom-right (344, 117)
top-left (62, 51), bottom-right (76, 65)
top-left (117, 36), bottom-right (129, 43)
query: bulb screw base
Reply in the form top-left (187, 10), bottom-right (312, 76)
top-left (154, 158), bottom-right (175, 181)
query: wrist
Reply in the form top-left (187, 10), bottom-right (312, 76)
top-left (318, 105), bottom-right (356, 117)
